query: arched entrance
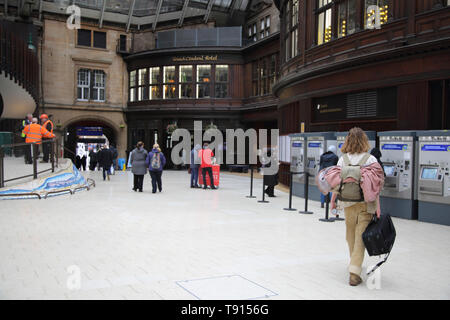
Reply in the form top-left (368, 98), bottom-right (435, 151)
top-left (63, 119), bottom-right (117, 162)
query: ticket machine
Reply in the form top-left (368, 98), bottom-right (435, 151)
top-left (416, 131), bottom-right (450, 226)
top-left (289, 133), bottom-right (307, 197)
top-left (336, 131), bottom-right (376, 158)
top-left (304, 132), bottom-right (337, 201)
top-left (378, 131), bottom-right (418, 220)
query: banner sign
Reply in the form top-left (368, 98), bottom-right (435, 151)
top-left (381, 144), bottom-right (407, 151)
top-left (76, 127), bottom-right (103, 136)
top-left (421, 144), bottom-right (450, 152)
top-left (292, 142), bottom-right (302, 147)
top-left (308, 142), bottom-right (322, 148)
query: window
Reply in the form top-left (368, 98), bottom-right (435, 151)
top-left (163, 66), bottom-right (176, 99)
top-left (78, 69), bottom-right (106, 102)
top-left (266, 16), bottom-right (271, 37)
top-left (179, 65), bottom-right (193, 99)
top-left (93, 70), bottom-right (105, 101)
top-left (252, 61), bottom-right (259, 97)
top-left (248, 22), bottom-right (257, 42)
top-left (338, 0), bottom-right (357, 38)
top-left (150, 67), bottom-right (161, 99)
top-left (260, 16), bottom-right (271, 39)
top-left (215, 65), bottom-right (229, 98)
top-left (129, 70), bottom-right (136, 102)
top-left (77, 69), bottom-right (90, 101)
top-left (284, 0), bottom-right (299, 61)
top-left (260, 59), bottom-right (268, 95)
top-left (269, 54), bottom-right (277, 92)
top-left (196, 65), bottom-right (211, 98)
top-left (77, 29), bottom-right (107, 49)
top-left (137, 68), bottom-right (148, 101)
top-left (317, 0), bottom-right (333, 45)
top-left (364, 0), bottom-right (391, 29)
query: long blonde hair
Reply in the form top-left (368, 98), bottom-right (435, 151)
top-left (153, 143), bottom-right (161, 152)
top-left (341, 127), bottom-right (370, 154)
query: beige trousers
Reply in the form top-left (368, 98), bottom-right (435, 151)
top-left (344, 202), bottom-right (373, 276)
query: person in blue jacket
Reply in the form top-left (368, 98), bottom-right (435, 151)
top-left (146, 143), bottom-right (166, 193)
top-left (190, 144), bottom-right (201, 188)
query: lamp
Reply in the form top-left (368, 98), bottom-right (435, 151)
top-left (27, 32), bottom-right (36, 52)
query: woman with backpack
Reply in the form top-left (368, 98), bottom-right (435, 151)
top-left (146, 143), bottom-right (166, 193)
top-left (130, 141), bottom-right (148, 192)
top-left (330, 127), bottom-right (383, 287)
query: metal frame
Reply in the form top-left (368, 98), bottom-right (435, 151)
top-left (153, 0), bottom-right (164, 32)
top-left (204, 0), bottom-right (214, 24)
top-left (126, 0), bottom-right (136, 33)
top-left (99, 0), bottom-right (107, 28)
top-left (178, 0), bottom-right (190, 27)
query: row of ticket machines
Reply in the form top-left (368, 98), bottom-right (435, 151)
top-left (289, 130), bottom-right (450, 226)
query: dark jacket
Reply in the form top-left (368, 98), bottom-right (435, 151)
top-left (130, 147), bottom-right (148, 175)
top-left (89, 151), bottom-right (97, 162)
top-left (319, 151), bottom-right (339, 171)
top-left (97, 148), bottom-right (113, 168)
top-left (370, 148), bottom-right (385, 176)
top-left (146, 149), bottom-right (166, 172)
top-left (110, 146), bottom-right (118, 160)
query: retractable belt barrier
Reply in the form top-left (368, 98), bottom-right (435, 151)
top-left (246, 165), bottom-right (256, 199)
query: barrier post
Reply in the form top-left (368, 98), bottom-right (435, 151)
top-left (299, 172), bottom-right (313, 214)
top-left (246, 165), bottom-right (256, 198)
top-left (284, 171), bottom-right (297, 211)
top-left (0, 148), bottom-right (4, 188)
top-left (32, 143), bottom-right (38, 180)
top-left (51, 140), bottom-right (55, 173)
top-left (319, 193), bottom-right (335, 222)
top-left (258, 167), bottom-right (269, 203)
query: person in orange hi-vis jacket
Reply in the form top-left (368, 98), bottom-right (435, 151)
top-left (22, 118), bottom-right (56, 163)
top-left (40, 114), bottom-right (54, 163)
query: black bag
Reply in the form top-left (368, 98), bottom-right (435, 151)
top-left (362, 214), bottom-right (396, 275)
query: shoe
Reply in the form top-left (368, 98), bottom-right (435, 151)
top-left (321, 203), bottom-right (324, 208)
top-left (194, 185), bottom-right (200, 188)
top-left (349, 273), bottom-right (362, 286)
top-left (268, 194), bottom-right (275, 197)
top-left (211, 186), bottom-right (217, 190)
top-left (139, 190), bottom-right (143, 192)
top-left (133, 188), bottom-right (137, 192)
top-left (203, 187), bottom-right (207, 190)
top-left (190, 185), bottom-right (194, 188)
top-left (152, 191), bottom-right (156, 194)
top-left (159, 189), bottom-right (162, 192)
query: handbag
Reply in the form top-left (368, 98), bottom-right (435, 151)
top-left (362, 214), bottom-right (396, 275)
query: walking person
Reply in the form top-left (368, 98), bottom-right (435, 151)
top-left (88, 148), bottom-right (98, 171)
top-left (262, 148), bottom-right (278, 197)
top-left (146, 144), bottom-right (166, 193)
top-left (330, 127), bottom-right (383, 286)
top-left (190, 144), bottom-right (201, 188)
top-left (110, 144), bottom-right (118, 172)
top-left (198, 142), bottom-right (216, 190)
top-left (97, 145), bottom-right (113, 181)
top-left (130, 141), bottom-right (148, 192)
top-left (319, 145), bottom-right (339, 208)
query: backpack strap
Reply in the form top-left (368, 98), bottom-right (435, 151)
top-left (342, 153), bottom-right (351, 166)
top-left (358, 153), bottom-right (371, 166)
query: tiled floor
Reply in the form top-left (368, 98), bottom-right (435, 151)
top-left (0, 169), bottom-right (449, 300)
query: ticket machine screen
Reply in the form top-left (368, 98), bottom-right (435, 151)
top-left (307, 159), bottom-right (315, 169)
top-left (384, 165), bottom-right (395, 177)
top-left (421, 168), bottom-right (438, 180)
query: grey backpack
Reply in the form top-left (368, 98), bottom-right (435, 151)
top-left (337, 153), bottom-right (371, 202)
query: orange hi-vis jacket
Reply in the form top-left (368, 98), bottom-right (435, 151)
top-left (43, 119), bottom-right (54, 134)
top-left (22, 123), bottom-right (55, 144)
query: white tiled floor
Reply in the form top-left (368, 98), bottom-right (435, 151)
top-left (0, 169), bottom-right (449, 300)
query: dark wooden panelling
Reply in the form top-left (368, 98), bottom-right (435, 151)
top-left (397, 82), bottom-right (429, 130)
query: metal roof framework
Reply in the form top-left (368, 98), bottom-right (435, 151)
top-left (37, 0), bottom-right (251, 31)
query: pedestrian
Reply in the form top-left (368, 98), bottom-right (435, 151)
top-left (198, 142), bottom-right (216, 190)
top-left (146, 143), bottom-right (166, 193)
top-left (88, 148), bottom-right (98, 171)
top-left (97, 145), bottom-right (113, 181)
top-left (262, 148), bottom-right (278, 197)
top-left (319, 145), bottom-right (339, 208)
top-left (190, 144), bottom-right (201, 188)
top-left (370, 147), bottom-right (385, 176)
top-left (20, 113), bottom-right (33, 164)
top-left (39, 114), bottom-right (54, 163)
top-left (22, 117), bottom-right (55, 164)
top-left (110, 143), bottom-right (118, 172)
top-left (130, 141), bottom-right (148, 192)
top-left (330, 127), bottom-right (383, 286)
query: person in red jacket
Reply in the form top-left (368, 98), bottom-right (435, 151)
top-left (198, 142), bottom-right (216, 190)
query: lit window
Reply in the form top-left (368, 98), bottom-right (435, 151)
top-left (196, 65), bottom-right (211, 98)
top-left (149, 67), bottom-right (160, 99)
top-left (137, 68), bottom-right (148, 101)
top-left (163, 66), bottom-right (176, 99)
top-left (338, 0), bottom-right (357, 38)
top-left (317, 0), bottom-right (333, 45)
top-left (179, 65), bottom-right (193, 99)
top-left (215, 65), bottom-right (229, 98)
top-left (365, 0), bottom-right (390, 29)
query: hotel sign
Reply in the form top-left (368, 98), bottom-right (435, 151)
top-left (172, 55), bottom-right (218, 62)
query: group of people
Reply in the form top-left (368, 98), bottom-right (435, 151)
top-left (129, 142), bottom-right (166, 193)
top-left (20, 113), bottom-right (55, 164)
top-left (189, 142), bottom-right (217, 190)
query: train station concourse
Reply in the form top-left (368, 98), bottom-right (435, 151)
top-left (0, 0), bottom-right (449, 304)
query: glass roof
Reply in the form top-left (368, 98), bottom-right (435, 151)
top-left (50, 0), bottom-right (249, 16)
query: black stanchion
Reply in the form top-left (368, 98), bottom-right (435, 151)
top-left (284, 171), bottom-right (297, 211)
top-left (246, 165), bottom-right (256, 199)
top-left (299, 172), bottom-right (313, 214)
top-left (319, 193), bottom-right (335, 222)
top-left (258, 168), bottom-right (269, 203)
